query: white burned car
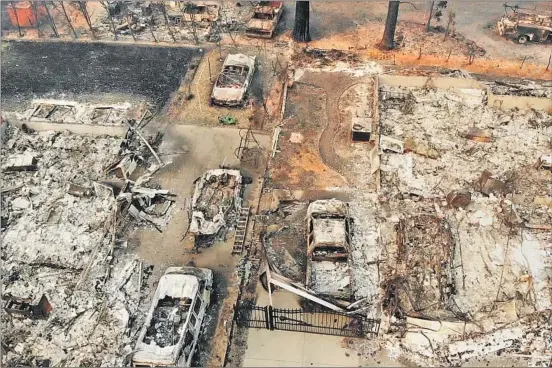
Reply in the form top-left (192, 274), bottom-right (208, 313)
top-left (132, 267), bottom-right (213, 367)
top-left (210, 54), bottom-right (256, 107)
top-left (306, 199), bottom-right (352, 300)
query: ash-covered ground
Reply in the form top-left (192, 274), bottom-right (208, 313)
top-left (1, 41), bottom-right (199, 109)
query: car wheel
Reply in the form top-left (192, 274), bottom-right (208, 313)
top-left (209, 97), bottom-right (214, 106)
top-left (517, 35), bottom-right (529, 44)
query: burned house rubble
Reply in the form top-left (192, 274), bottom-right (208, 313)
top-left (370, 79), bottom-right (552, 365)
top-left (0, 123), bottom-right (174, 367)
top-left (94, 1), bottom-right (247, 43)
top-left (5, 99), bottom-right (152, 127)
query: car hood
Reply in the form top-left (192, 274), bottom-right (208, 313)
top-left (247, 19), bottom-right (274, 31)
top-left (212, 87), bottom-right (245, 102)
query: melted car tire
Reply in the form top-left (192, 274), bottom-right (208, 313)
top-left (517, 35), bottom-right (529, 44)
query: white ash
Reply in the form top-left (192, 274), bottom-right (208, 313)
top-left (380, 86), bottom-right (552, 198)
top-left (348, 194), bottom-right (381, 314)
top-left (1, 128), bottom-right (149, 367)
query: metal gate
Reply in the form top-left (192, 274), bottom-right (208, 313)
top-left (236, 302), bottom-right (380, 338)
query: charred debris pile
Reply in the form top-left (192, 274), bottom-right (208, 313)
top-left (0, 121), bottom-right (172, 366)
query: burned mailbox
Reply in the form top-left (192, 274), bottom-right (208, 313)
top-left (3, 294), bottom-right (52, 319)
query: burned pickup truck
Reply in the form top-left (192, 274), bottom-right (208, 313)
top-left (210, 54), bottom-right (256, 107)
top-left (497, 11), bottom-right (552, 44)
top-left (306, 199), bottom-right (353, 300)
top-left (132, 267), bottom-right (213, 367)
top-left (245, 1), bottom-right (284, 39)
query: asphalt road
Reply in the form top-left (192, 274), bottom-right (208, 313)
top-left (1, 40), bottom-right (200, 109)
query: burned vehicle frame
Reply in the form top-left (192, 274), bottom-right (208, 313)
top-left (210, 54), bottom-right (256, 107)
top-left (497, 8), bottom-right (552, 44)
top-left (245, 1), bottom-right (284, 39)
top-left (305, 199), bottom-right (353, 300)
top-left (132, 267), bottom-right (213, 367)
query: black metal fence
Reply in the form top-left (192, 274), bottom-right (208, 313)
top-left (236, 302), bottom-right (380, 338)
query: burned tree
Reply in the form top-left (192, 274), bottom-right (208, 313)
top-left (161, 3), bottom-right (177, 43)
top-left (426, 1), bottom-right (448, 31)
top-left (58, 1), bottom-right (78, 38)
top-left (381, 1), bottom-right (417, 50)
top-left (381, 1), bottom-right (400, 49)
top-left (44, 2), bottom-right (59, 37)
top-left (10, 2), bottom-right (24, 37)
top-left (292, 1), bottom-right (311, 42)
top-left (99, 1), bottom-right (118, 40)
top-left (31, 1), bottom-right (43, 37)
top-left (77, 1), bottom-right (96, 38)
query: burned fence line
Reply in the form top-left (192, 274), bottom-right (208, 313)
top-left (236, 301), bottom-right (380, 338)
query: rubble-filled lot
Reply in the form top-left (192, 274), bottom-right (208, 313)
top-left (1, 124), bottom-right (175, 367)
top-left (379, 85), bottom-right (552, 197)
top-left (375, 81), bottom-right (552, 365)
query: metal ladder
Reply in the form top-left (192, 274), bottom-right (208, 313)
top-left (232, 206), bottom-right (250, 255)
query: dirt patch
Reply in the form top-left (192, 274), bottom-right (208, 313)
top-left (269, 81), bottom-right (346, 189)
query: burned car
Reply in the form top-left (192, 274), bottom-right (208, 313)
top-left (245, 1), bottom-right (284, 39)
top-left (306, 199), bottom-right (352, 300)
top-left (182, 1), bottom-right (219, 24)
top-left (210, 54), bottom-right (256, 107)
top-left (497, 11), bottom-right (552, 44)
top-left (132, 267), bottom-right (213, 367)
top-left (164, 1), bottom-right (219, 26)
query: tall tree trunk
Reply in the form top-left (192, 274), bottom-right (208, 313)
top-left (293, 1), bottom-right (311, 42)
top-left (426, 1), bottom-right (434, 31)
top-left (59, 1), bottom-right (78, 38)
top-left (381, 1), bottom-right (400, 50)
